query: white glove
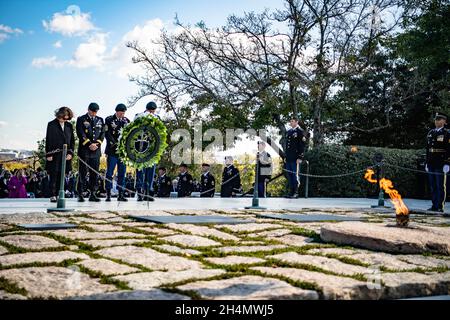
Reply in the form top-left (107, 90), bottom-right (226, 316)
top-left (425, 164), bottom-right (428, 172)
top-left (444, 165), bottom-right (449, 173)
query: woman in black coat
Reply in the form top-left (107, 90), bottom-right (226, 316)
top-left (45, 107), bottom-right (75, 202)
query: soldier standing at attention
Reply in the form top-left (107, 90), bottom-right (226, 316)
top-left (76, 102), bottom-right (105, 202)
top-left (425, 112), bottom-right (450, 212)
top-left (156, 167), bottom-right (172, 197)
top-left (285, 116), bottom-right (306, 198)
top-left (257, 141), bottom-right (273, 198)
top-left (220, 156), bottom-right (241, 197)
top-left (200, 163), bottom-right (215, 197)
top-left (177, 163), bottom-right (194, 197)
top-left (134, 101), bottom-right (159, 201)
top-left (104, 103), bottom-right (130, 202)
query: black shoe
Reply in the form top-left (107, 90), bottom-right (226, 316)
top-left (144, 195), bottom-right (155, 202)
top-left (105, 196), bottom-right (111, 202)
top-left (118, 194), bottom-right (128, 202)
top-left (78, 195), bottom-right (85, 202)
top-left (137, 195), bottom-right (143, 202)
top-left (437, 208), bottom-right (444, 213)
top-left (427, 207), bottom-right (438, 211)
top-left (89, 194), bottom-right (101, 202)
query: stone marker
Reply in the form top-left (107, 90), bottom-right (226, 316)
top-left (320, 222), bottom-right (450, 255)
top-left (176, 275), bottom-right (319, 300)
top-left (130, 215), bottom-right (253, 225)
top-left (257, 213), bottom-right (364, 222)
top-left (17, 223), bottom-right (77, 231)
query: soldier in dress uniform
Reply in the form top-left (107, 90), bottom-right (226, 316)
top-left (104, 104), bottom-right (130, 202)
top-left (256, 141), bottom-right (273, 198)
top-left (425, 112), bottom-right (450, 212)
top-left (156, 167), bottom-right (172, 197)
top-left (177, 163), bottom-right (194, 197)
top-left (220, 156), bottom-right (241, 197)
top-left (284, 116), bottom-right (306, 198)
top-left (134, 101), bottom-right (159, 201)
top-left (200, 163), bottom-right (215, 197)
top-left (76, 102), bottom-right (105, 202)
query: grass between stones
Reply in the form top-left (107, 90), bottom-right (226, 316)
top-left (0, 276), bottom-right (27, 296)
top-left (0, 239), bottom-right (71, 254)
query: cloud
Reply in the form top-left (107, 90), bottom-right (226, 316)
top-left (31, 56), bottom-right (67, 68)
top-left (0, 24), bottom-right (23, 43)
top-left (43, 10), bottom-right (95, 36)
top-left (32, 33), bottom-right (109, 69)
top-left (53, 40), bottom-right (62, 48)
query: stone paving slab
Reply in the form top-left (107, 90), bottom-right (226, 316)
top-left (162, 235), bottom-right (222, 248)
top-left (252, 267), bottom-right (380, 300)
top-left (0, 251), bottom-right (89, 267)
top-left (77, 258), bottom-right (141, 276)
top-left (95, 245), bottom-right (203, 271)
top-left (0, 245), bottom-right (7, 255)
top-left (81, 239), bottom-right (150, 248)
top-left (350, 252), bottom-right (424, 271)
top-left (307, 248), bottom-right (362, 256)
top-left (50, 230), bottom-right (149, 240)
top-left (0, 213), bottom-right (70, 225)
top-left (380, 272), bottom-right (450, 299)
top-left (17, 223), bottom-right (78, 231)
top-left (134, 227), bottom-right (178, 236)
top-left (321, 222), bottom-right (450, 255)
top-left (256, 229), bottom-right (292, 238)
top-left (257, 213), bottom-right (364, 222)
top-left (268, 252), bottom-right (369, 276)
top-left (113, 269), bottom-right (226, 289)
top-left (219, 223), bottom-right (282, 233)
top-left (166, 224), bottom-right (240, 241)
top-left (0, 234), bottom-right (65, 250)
top-left (397, 255), bottom-right (450, 269)
top-left (83, 224), bottom-right (124, 232)
top-left (131, 215), bottom-right (253, 225)
top-left (268, 234), bottom-right (314, 246)
top-left (0, 267), bottom-right (116, 299)
top-left (68, 289), bottom-right (190, 300)
top-left (0, 290), bottom-right (27, 300)
top-left (153, 244), bottom-right (201, 256)
top-left (205, 256), bottom-right (265, 266)
top-left (216, 245), bottom-right (286, 254)
top-left (176, 275), bottom-right (319, 300)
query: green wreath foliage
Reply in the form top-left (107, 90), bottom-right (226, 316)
top-left (117, 115), bottom-right (168, 170)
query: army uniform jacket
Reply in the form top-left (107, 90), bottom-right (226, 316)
top-left (177, 172), bottom-right (194, 197)
top-left (285, 126), bottom-right (306, 162)
top-left (76, 113), bottom-right (105, 159)
top-left (157, 174), bottom-right (172, 197)
top-left (426, 127), bottom-right (450, 168)
top-left (105, 114), bottom-right (130, 157)
top-left (200, 171), bottom-right (215, 197)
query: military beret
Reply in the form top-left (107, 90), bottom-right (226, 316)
top-left (179, 163), bottom-right (188, 168)
top-left (146, 101), bottom-right (157, 110)
top-left (115, 103), bottom-right (127, 112)
top-left (202, 163), bottom-right (210, 167)
top-left (435, 112), bottom-right (448, 121)
top-left (88, 102), bottom-right (100, 111)
top-left (158, 167), bottom-right (167, 171)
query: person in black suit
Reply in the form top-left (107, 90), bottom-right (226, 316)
top-left (220, 156), bottom-right (241, 197)
top-left (284, 116), bottom-right (306, 198)
top-left (200, 163), bottom-right (215, 197)
top-left (45, 107), bottom-right (75, 202)
top-left (76, 102), bottom-right (105, 202)
top-left (156, 167), bottom-right (172, 197)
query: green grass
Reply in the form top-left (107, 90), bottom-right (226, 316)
top-left (0, 276), bottom-right (27, 296)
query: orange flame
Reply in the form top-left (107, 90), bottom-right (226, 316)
top-left (364, 169), bottom-right (409, 215)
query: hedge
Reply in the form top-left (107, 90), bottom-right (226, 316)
top-left (300, 145), bottom-right (427, 198)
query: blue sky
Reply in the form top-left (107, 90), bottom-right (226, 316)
top-left (0, 0), bottom-right (283, 150)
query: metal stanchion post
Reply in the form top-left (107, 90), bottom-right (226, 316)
top-left (305, 160), bottom-right (309, 198)
top-left (48, 144), bottom-right (74, 213)
top-left (245, 151), bottom-right (266, 210)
